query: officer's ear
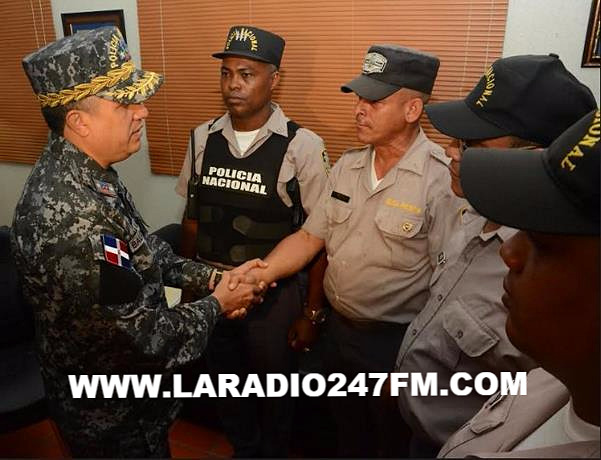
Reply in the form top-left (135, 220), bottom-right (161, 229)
top-left (404, 96), bottom-right (424, 124)
top-left (65, 109), bottom-right (90, 137)
top-left (270, 68), bottom-right (280, 91)
top-left (64, 106), bottom-right (92, 137)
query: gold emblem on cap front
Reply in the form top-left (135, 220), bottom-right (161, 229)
top-left (225, 27), bottom-right (258, 51)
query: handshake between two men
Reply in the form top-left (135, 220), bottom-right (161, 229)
top-left (209, 258), bottom-right (276, 320)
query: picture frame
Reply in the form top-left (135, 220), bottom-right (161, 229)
top-left (61, 10), bottom-right (126, 41)
top-left (582, 0), bottom-right (600, 67)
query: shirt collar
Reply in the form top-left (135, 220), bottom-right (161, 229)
top-left (208, 102), bottom-right (288, 138)
top-left (394, 128), bottom-right (430, 176)
top-left (459, 204), bottom-right (517, 243)
top-left (479, 222), bottom-right (518, 242)
top-left (495, 225), bottom-right (518, 242)
top-left (48, 132), bottom-right (121, 196)
top-left (348, 128), bottom-right (429, 176)
top-left (350, 145), bottom-right (373, 169)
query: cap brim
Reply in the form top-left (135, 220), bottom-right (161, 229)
top-left (98, 68), bottom-right (164, 104)
top-left (340, 74), bottom-right (399, 101)
top-left (461, 148), bottom-right (598, 235)
top-left (212, 51), bottom-right (273, 65)
top-left (425, 100), bottom-right (510, 140)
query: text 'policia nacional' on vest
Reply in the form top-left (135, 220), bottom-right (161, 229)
top-left (201, 166), bottom-right (268, 195)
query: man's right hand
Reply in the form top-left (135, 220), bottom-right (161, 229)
top-left (288, 316), bottom-right (319, 352)
top-left (212, 270), bottom-right (264, 314)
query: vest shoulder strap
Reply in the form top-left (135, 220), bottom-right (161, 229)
top-left (286, 119), bottom-right (301, 139)
top-left (284, 119), bottom-right (304, 229)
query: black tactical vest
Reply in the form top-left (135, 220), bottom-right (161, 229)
top-left (194, 121), bottom-right (301, 265)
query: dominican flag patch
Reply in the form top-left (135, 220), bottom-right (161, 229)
top-left (101, 235), bottom-right (131, 269)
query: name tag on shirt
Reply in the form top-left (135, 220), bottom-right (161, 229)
top-left (331, 191), bottom-right (350, 203)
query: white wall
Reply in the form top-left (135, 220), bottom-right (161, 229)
top-left (1, 0), bottom-right (599, 228)
top-left (503, 0), bottom-right (600, 105)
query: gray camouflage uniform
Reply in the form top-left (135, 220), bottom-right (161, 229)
top-left (11, 133), bottom-right (221, 456)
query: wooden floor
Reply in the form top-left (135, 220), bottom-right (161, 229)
top-left (0, 418), bottom-right (233, 458)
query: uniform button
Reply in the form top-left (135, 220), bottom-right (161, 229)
top-left (437, 294), bottom-right (443, 301)
top-left (456, 330), bottom-right (463, 339)
top-left (411, 329), bottom-right (417, 336)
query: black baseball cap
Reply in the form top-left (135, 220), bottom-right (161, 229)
top-left (425, 54), bottom-right (597, 147)
top-left (212, 25), bottom-right (285, 68)
top-left (341, 44), bottom-right (440, 101)
top-left (461, 109), bottom-right (600, 235)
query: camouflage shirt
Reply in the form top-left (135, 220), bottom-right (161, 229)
top-left (11, 133), bottom-right (220, 453)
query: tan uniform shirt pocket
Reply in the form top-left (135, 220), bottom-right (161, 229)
top-left (375, 207), bottom-right (425, 270)
top-left (327, 199), bottom-right (352, 223)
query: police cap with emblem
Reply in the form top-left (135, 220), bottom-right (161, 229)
top-left (461, 109), bottom-right (600, 235)
top-left (22, 26), bottom-right (163, 108)
top-left (425, 54), bottom-right (596, 147)
top-left (212, 25), bottom-right (285, 68)
top-left (341, 44), bottom-right (440, 101)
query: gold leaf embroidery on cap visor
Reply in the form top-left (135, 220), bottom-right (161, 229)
top-left (104, 70), bottom-right (161, 102)
top-left (36, 61), bottom-right (157, 108)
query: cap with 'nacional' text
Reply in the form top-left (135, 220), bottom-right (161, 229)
top-left (426, 54), bottom-right (596, 147)
top-left (461, 109), bottom-right (600, 235)
top-left (212, 25), bottom-right (285, 68)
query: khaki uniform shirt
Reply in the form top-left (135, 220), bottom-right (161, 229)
top-left (439, 368), bottom-right (600, 458)
top-left (176, 102), bottom-right (330, 216)
top-left (303, 129), bottom-right (461, 323)
top-left (396, 207), bottom-right (537, 446)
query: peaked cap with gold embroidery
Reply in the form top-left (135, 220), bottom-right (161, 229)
top-left (22, 26), bottom-right (163, 108)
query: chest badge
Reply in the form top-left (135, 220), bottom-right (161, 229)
top-left (437, 251), bottom-right (447, 266)
top-left (401, 222), bottom-right (414, 233)
top-left (94, 179), bottom-right (117, 197)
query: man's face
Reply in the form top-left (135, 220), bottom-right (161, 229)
top-left (220, 56), bottom-right (277, 120)
top-left (499, 231), bottom-right (600, 375)
top-left (444, 136), bottom-right (515, 197)
top-left (83, 97), bottom-right (148, 167)
top-left (353, 89), bottom-right (416, 146)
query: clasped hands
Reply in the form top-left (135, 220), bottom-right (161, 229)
top-left (212, 258), bottom-right (273, 319)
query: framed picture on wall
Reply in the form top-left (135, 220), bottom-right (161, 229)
top-left (61, 10), bottom-right (126, 41)
top-left (582, 0), bottom-right (600, 67)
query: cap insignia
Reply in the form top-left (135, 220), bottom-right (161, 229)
top-left (225, 27), bottom-right (258, 51)
top-left (108, 32), bottom-right (130, 69)
top-left (475, 65), bottom-right (496, 108)
top-left (560, 110), bottom-right (600, 172)
top-left (362, 52), bottom-right (387, 74)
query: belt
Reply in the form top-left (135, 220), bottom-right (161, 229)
top-left (330, 308), bottom-right (406, 332)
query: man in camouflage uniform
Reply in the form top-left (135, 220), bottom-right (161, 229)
top-left (12, 26), bottom-right (262, 457)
